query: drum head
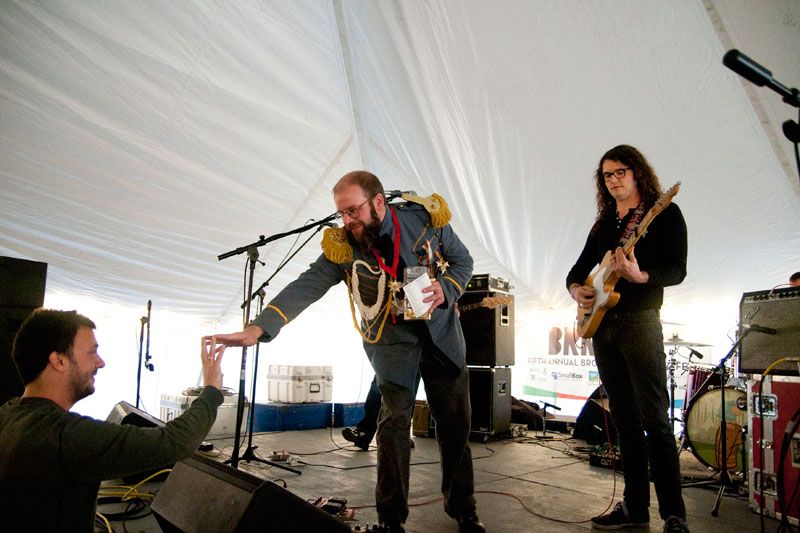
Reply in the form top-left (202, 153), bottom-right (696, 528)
top-left (684, 387), bottom-right (747, 471)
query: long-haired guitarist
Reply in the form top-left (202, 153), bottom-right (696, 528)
top-left (566, 145), bottom-right (689, 533)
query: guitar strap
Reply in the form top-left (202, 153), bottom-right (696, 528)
top-left (618, 204), bottom-right (646, 246)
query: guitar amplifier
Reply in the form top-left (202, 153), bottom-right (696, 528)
top-left (739, 287), bottom-right (800, 376)
top-left (465, 274), bottom-right (511, 294)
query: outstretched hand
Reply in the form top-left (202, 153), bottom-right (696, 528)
top-left (204, 324), bottom-right (264, 348)
top-left (201, 336), bottom-right (226, 390)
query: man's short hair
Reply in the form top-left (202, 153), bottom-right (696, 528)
top-left (333, 170), bottom-right (385, 200)
top-left (791, 272), bottom-right (800, 283)
top-left (12, 309), bottom-right (96, 385)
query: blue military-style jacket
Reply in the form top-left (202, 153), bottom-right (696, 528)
top-left (251, 200), bottom-right (473, 389)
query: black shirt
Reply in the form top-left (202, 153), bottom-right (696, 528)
top-left (566, 202), bottom-right (687, 313)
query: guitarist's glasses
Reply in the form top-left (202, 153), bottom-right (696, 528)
top-left (602, 167), bottom-right (631, 181)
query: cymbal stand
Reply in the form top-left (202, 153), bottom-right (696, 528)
top-left (217, 216), bottom-right (337, 470)
top-left (667, 347), bottom-right (679, 435)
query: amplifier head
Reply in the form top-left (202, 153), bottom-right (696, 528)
top-left (739, 287), bottom-right (800, 376)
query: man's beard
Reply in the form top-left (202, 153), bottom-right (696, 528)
top-left (68, 363), bottom-right (95, 404)
top-left (347, 204), bottom-right (382, 254)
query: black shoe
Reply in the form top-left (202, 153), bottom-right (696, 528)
top-left (341, 427), bottom-right (371, 451)
top-left (456, 513), bottom-right (486, 533)
top-left (663, 516), bottom-right (689, 533)
top-left (591, 502), bottom-right (649, 530)
top-left (409, 437), bottom-right (415, 449)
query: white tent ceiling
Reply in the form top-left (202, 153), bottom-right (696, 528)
top-left (2, 1), bottom-right (799, 414)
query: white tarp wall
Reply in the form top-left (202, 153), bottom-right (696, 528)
top-left (2, 1), bottom-right (799, 420)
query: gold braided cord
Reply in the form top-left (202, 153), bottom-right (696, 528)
top-left (346, 272), bottom-right (393, 344)
top-left (350, 260), bottom-right (386, 321)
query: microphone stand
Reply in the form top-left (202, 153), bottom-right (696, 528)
top-left (705, 328), bottom-right (753, 517)
top-left (217, 215), bottom-right (337, 470)
top-left (536, 401), bottom-right (561, 439)
top-left (136, 300), bottom-right (152, 409)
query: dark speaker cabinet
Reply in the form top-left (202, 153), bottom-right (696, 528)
top-left (469, 366), bottom-right (511, 437)
top-left (153, 453), bottom-right (350, 532)
top-left (458, 291), bottom-right (514, 366)
top-left (1, 257), bottom-right (48, 405)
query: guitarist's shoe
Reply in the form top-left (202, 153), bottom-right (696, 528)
top-left (591, 502), bottom-right (649, 530)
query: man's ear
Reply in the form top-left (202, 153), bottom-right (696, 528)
top-left (48, 351), bottom-right (68, 373)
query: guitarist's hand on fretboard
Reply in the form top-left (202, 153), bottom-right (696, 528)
top-left (611, 247), bottom-right (649, 284)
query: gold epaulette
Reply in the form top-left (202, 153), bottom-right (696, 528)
top-left (401, 192), bottom-right (452, 228)
top-left (321, 227), bottom-right (353, 263)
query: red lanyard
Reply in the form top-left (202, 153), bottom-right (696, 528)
top-left (371, 206), bottom-right (400, 278)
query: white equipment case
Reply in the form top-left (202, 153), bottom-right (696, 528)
top-left (267, 365), bottom-right (333, 403)
top-left (160, 388), bottom-right (248, 439)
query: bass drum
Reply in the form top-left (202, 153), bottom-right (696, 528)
top-left (684, 387), bottom-right (748, 471)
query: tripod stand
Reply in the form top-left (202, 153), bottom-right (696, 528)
top-left (700, 329), bottom-right (753, 517)
top-left (217, 217), bottom-right (335, 472)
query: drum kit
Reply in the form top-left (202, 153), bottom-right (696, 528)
top-left (665, 335), bottom-right (748, 473)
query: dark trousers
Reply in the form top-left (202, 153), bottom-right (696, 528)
top-left (374, 350), bottom-right (476, 523)
top-left (592, 309), bottom-right (686, 520)
top-left (356, 376), bottom-right (381, 439)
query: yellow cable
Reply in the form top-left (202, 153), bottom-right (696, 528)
top-left (96, 511), bottom-right (112, 532)
top-left (762, 357), bottom-right (788, 377)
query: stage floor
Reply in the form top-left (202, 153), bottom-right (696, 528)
top-left (104, 427), bottom-right (781, 532)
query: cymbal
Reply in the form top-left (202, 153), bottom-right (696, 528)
top-left (664, 334), bottom-right (710, 347)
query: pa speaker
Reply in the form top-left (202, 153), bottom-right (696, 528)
top-left (458, 291), bottom-right (514, 366)
top-left (573, 387), bottom-right (617, 446)
top-left (468, 366), bottom-right (511, 437)
top-left (152, 453), bottom-right (350, 533)
top-left (739, 287), bottom-right (800, 376)
top-left (106, 401), bottom-right (172, 483)
top-left (106, 401), bottom-right (165, 428)
top-left (0, 256), bottom-right (47, 405)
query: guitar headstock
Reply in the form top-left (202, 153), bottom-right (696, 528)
top-left (481, 296), bottom-right (513, 309)
top-left (651, 181), bottom-right (681, 216)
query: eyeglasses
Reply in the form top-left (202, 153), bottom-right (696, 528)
top-left (335, 195), bottom-right (375, 220)
top-left (603, 167), bottom-right (631, 181)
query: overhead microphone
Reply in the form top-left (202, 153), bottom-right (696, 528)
top-left (723, 49), bottom-right (800, 107)
top-left (723, 49), bottom-right (774, 87)
top-left (686, 347), bottom-right (704, 360)
top-left (384, 190), bottom-right (417, 200)
top-left (742, 323), bottom-right (777, 335)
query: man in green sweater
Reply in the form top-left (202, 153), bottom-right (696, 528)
top-left (0, 309), bottom-right (227, 532)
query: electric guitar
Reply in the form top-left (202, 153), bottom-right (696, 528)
top-left (458, 296), bottom-right (512, 313)
top-left (576, 182), bottom-right (681, 339)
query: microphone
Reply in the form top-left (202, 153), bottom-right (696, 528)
top-left (542, 401), bottom-right (561, 411)
top-left (723, 49), bottom-right (800, 107)
top-left (384, 190), bottom-right (417, 200)
top-left (743, 323), bottom-right (777, 335)
top-left (319, 221), bottom-right (337, 228)
top-left (686, 347), bottom-right (703, 360)
top-left (723, 49), bottom-right (773, 87)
